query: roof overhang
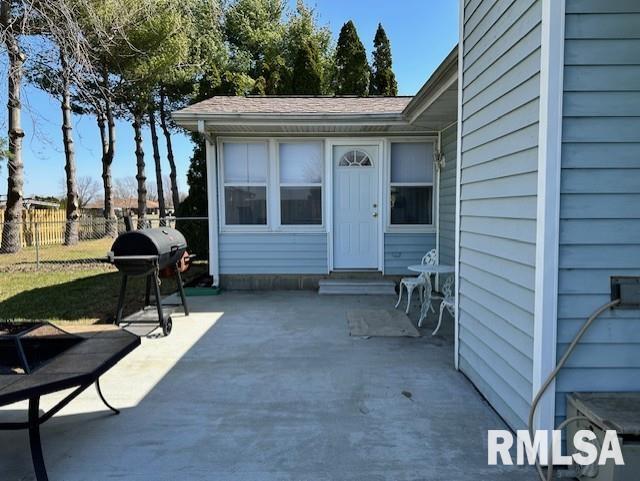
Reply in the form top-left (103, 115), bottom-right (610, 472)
top-left (171, 112), bottom-right (432, 135)
top-left (171, 45), bottom-right (459, 136)
top-left (402, 46), bottom-right (458, 130)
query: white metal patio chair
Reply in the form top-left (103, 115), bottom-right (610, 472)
top-left (432, 275), bottom-right (455, 336)
top-left (395, 249), bottom-right (437, 315)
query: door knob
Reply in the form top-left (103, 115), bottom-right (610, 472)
top-left (372, 212), bottom-right (378, 218)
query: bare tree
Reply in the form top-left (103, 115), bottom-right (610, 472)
top-left (145, 180), bottom-right (158, 203)
top-left (162, 174), bottom-right (174, 209)
top-left (0, 0), bottom-right (27, 253)
top-left (113, 176), bottom-right (138, 206)
top-left (131, 109), bottom-right (147, 227)
top-left (148, 101), bottom-right (166, 221)
top-left (59, 47), bottom-right (80, 244)
top-left (59, 175), bottom-right (99, 209)
top-left (1, 0), bottom-right (99, 251)
top-left (28, 44), bottom-right (82, 245)
top-left (76, 175), bottom-right (100, 209)
top-left (159, 85), bottom-right (180, 211)
top-left (96, 70), bottom-right (118, 237)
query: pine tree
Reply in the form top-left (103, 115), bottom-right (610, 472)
top-left (291, 41), bottom-right (322, 94)
top-left (176, 135), bottom-right (209, 258)
top-left (333, 20), bottom-right (369, 95)
top-left (370, 23), bottom-right (397, 96)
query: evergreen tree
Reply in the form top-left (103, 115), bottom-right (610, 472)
top-left (370, 23), bottom-right (397, 96)
top-left (291, 41), bottom-right (322, 94)
top-left (177, 135), bottom-right (208, 217)
top-left (181, 0), bottom-right (334, 219)
top-left (176, 135), bottom-right (209, 258)
top-left (223, 0), bottom-right (286, 94)
top-left (333, 20), bottom-right (369, 95)
top-left (284, 0), bottom-right (332, 94)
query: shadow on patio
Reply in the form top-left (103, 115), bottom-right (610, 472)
top-left (0, 291), bottom-right (536, 480)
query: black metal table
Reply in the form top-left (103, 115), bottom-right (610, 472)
top-left (0, 327), bottom-right (141, 481)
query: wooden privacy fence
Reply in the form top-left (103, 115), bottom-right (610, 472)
top-left (0, 210), bottom-right (177, 248)
top-left (0, 209), bottom-right (117, 247)
top-left (0, 209), bottom-right (67, 247)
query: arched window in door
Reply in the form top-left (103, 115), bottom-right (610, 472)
top-left (338, 149), bottom-right (372, 167)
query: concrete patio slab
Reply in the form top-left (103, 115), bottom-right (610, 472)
top-left (0, 291), bottom-right (536, 480)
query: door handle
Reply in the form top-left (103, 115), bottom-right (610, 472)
top-left (372, 212), bottom-right (378, 218)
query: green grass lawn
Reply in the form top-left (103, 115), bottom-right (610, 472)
top-left (0, 264), bottom-right (208, 324)
top-left (0, 238), bottom-right (113, 271)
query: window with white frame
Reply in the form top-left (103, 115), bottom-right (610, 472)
top-left (278, 142), bottom-right (323, 225)
top-left (389, 142), bottom-right (433, 225)
top-left (222, 142), bottom-right (268, 225)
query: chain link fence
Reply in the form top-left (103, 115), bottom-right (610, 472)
top-left (0, 216), bottom-right (209, 273)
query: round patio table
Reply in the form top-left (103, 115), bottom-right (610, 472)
top-left (407, 264), bottom-right (455, 275)
top-left (407, 264), bottom-right (455, 326)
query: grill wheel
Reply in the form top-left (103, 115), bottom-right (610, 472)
top-left (163, 317), bottom-right (173, 336)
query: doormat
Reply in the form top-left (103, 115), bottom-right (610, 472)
top-left (346, 309), bottom-right (420, 337)
top-left (184, 287), bottom-right (222, 297)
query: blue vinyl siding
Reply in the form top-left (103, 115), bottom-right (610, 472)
top-left (438, 124), bottom-right (457, 266)
top-left (221, 232), bottom-right (434, 276)
top-left (384, 233), bottom-right (436, 275)
top-left (555, 0), bottom-right (640, 426)
top-left (459, 0), bottom-right (541, 430)
top-left (219, 233), bottom-right (328, 274)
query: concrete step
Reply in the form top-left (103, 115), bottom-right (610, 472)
top-left (328, 270), bottom-right (385, 280)
top-left (318, 279), bottom-right (397, 295)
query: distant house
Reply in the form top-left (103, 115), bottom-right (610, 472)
top-left (0, 196), bottom-right (60, 211)
top-left (173, 0), bottom-right (640, 439)
top-left (83, 198), bottom-right (160, 217)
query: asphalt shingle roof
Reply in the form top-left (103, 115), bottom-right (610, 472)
top-left (174, 95), bottom-right (413, 116)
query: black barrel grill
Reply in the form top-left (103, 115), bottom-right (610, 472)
top-left (108, 227), bottom-right (191, 335)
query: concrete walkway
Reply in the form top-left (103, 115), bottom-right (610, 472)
top-left (1, 291), bottom-right (536, 480)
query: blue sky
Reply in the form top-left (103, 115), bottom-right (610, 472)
top-left (0, 0), bottom-right (458, 198)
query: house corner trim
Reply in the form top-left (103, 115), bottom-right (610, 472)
top-left (453, 0), bottom-right (464, 371)
top-left (532, 0), bottom-right (566, 432)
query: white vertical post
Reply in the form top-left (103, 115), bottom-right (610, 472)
top-left (454, 0), bottom-right (464, 371)
top-left (435, 131), bottom-right (441, 291)
top-left (532, 0), bottom-right (566, 433)
top-left (206, 135), bottom-right (220, 287)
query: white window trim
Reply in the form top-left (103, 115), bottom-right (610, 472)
top-left (216, 135), bottom-right (440, 276)
top-left (218, 139), bottom-right (271, 232)
top-left (275, 139), bottom-right (325, 233)
top-left (218, 137), bottom-right (328, 233)
top-left (386, 137), bottom-right (438, 234)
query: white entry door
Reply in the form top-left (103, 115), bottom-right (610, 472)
top-left (333, 145), bottom-right (379, 269)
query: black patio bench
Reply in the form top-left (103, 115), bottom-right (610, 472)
top-left (0, 323), bottom-right (141, 481)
